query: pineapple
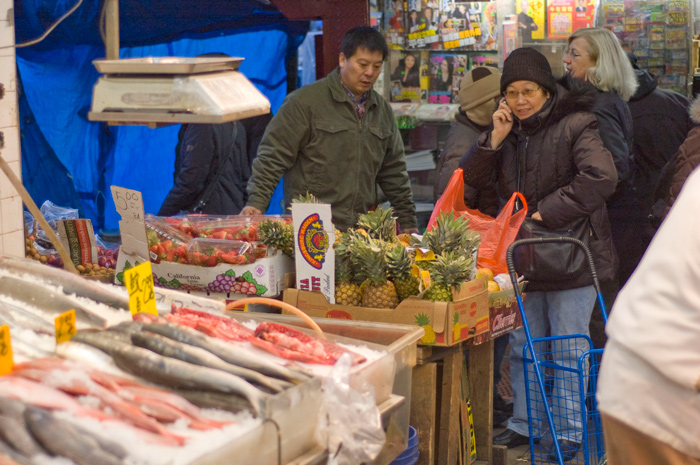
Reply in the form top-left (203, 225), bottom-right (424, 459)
top-left (350, 236), bottom-right (399, 309)
top-left (334, 232), bottom-right (361, 306)
top-left (422, 211), bottom-right (481, 256)
top-left (386, 244), bottom-right (420, 301)
top-left (292, 192), bottom-right (320, 204)
top-left (356, 206), bottom-right (398, 242)
top-left (258, 219), bottom-right (295, 258)
top-left (415, 313), bottom-right (436, 344)
top-left (423, 251), bottom-right (474, 302)
top-left (453, 312), bottom-right (461, 343)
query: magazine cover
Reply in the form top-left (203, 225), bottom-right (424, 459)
top-left (405, 0), bottom-right (441, 49)
top-left (428, 53), bottom-right (468, 103)
top-left (479, 2), bottom-right (498, 50)
top-left (384, 0), bottom-right (405, 49)
top-left (437, 2), bottom-right (482, 50)
top-left (389, 49), bottom-right (430, 102)
top-left (469, 52), bottom-right (498, 68)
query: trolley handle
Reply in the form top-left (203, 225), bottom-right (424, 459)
top-left (506, 236), bottom-right (602, 300)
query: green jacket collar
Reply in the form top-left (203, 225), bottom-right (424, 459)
top-left (328, 67), bottom-right (378, 109)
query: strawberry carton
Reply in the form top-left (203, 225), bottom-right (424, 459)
top-left (187, 238), bottom-right (258, 267)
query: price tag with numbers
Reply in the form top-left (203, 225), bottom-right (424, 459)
top-left (0, 325), bottom-right (14, 375)
top-left (111, 185), bottom-right (149, 259)
top-left (55, 310), bottom-right (77, 343)
top-left (124, 261), bottom-right (159, 318)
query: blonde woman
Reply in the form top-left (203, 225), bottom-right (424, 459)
top-left (562, 28), bottom-right (641, 337)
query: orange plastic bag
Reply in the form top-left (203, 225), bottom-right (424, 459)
top-left (427, 168), bottom-right (528, 274)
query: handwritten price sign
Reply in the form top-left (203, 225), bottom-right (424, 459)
top-left (111, 186), bottom-right (145, 222)
top-left (55, 310), bottom-right (77, 343)
top-left (124, 261), bottom-right (158, 317)
top-left (0, 325), bottom-right (14, 375)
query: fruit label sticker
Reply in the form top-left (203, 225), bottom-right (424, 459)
top-left (0, 325), bottom-right (14, 375)
top-left (292, 203), bottom-right (336, 304)
top-left (111, 186), bottom-right (149, 260)
top-left (415, 248), bottom-right (436, 261)
top-left (55, 310), bottom-right (77, 343)
top-left (124, 261), bottom-right (159, 317)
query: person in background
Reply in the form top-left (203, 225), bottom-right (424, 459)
top-left (597, 166), bottom-right (700, 465)
top-left (434, 66), bottom-right (511, 425)
top-left (653, 95), bottom-right (700, 222)
top-left (461, 48), bottom-right (616, 458)
top-left (391, 52), bottom-right (421, 88)
top-left (626, 51), bottom-right (693, 232)
top-left (242, 27), bottom-right (418, 233)
top-left (562, 27), bottom-right (637, 347)
top-left (158, 54), bottom-right (272, 217)
top-left (518, 0), bottom-right (538, 42)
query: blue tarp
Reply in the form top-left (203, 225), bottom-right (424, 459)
top-left (16, 1), bottom-right (307, 232)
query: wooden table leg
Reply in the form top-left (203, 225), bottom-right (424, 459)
top-left (469, 339), bottom-right (495, 464)
top-left (437, 350), bottom-right (464, 465)
top-left (411, 363), bottom-right (437, 465)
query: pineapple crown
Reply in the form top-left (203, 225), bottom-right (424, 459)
top-left (429, 251), bottom-right (474, 289)
top-left (422, 211), bottom-right (480, 256)
top-left (348, 235), bottom-right (390, 285)
top-left (258, 219), bottom-right (295, 258)
top-left (356, 206), bottom-right (398, 242)
top-left (385, 243), bottom-right (414, 280)
top-left (292, 192), bottom-right (320, 204)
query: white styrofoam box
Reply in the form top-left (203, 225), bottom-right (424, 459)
top-left (0, 159), bottom-right (20, 200)
top-left (0, 126), bottom-right (18, 162)
top-left (114, 248), bottom-right (294, 298)
top-left (1, 228), bottom-right (23, 257)
top-left (1, 195), bottom-right (21, 233)
top-left (0, 90), bottom-right (17, 128)
top-left (0, 54), bottom-right (16, 92)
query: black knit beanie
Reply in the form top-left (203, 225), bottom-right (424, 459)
top-left (500, 48), bottom-right (557, 96)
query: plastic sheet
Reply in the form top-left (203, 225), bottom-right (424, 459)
top-left (318, 353), bottom-right (386, 465)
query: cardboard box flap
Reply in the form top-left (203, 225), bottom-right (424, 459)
top-left (430, 301), bottom-right (448, 333)
top-left (454, 275), bottom-right (488, 300)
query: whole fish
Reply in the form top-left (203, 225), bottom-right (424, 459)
top-left (0, 440), bottom-right (32, 465)
top-left (0, 255), bottom-right (129, 310)
top-left (24, 406), bottom-right (126, 465)
top-left (72, 330), bottom-right (132, 355)
top-left (131, 331), bottom-right (291, 393)
top-left (55, 340), bottom-right (137, 379)
top-left (0, 414), bottom-right (45, 457)
top-left (110, 343), bottom-right (269, 416)
top-left (168, 306), bottom-right (255, 341)
top-left (142, 322), bottom-right (310, 384)
top-left (0, 277), bottom-right (107, 328)
top-left (0, 300), bottom-right (54, 335)
top-left (0, 398), bottom-right (26, 420)
top-left (171, 388), bottom-right (255, 414)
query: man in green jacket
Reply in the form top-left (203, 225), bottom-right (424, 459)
top-left (241, 26), bottom-right (418, 233)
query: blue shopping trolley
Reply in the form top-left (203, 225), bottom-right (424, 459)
top-left (506, 237), bottom-right (608, 465)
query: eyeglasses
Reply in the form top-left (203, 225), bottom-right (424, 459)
top-left (504, 87), bottom-right (541, 100)
top-left (564, 49), bottom-right (587, 59)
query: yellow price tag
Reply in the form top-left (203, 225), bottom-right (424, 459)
top-left (124, 261), bottom-right (158, 318)
top-left (415, 248), bottom-right (436, 261)
top-left (0, 325), bottom-right (14, 375)
top-left (55, 310), bottom-right (77, 343)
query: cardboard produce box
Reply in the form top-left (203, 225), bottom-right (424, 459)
top-left (283, 277), bottom-right (489, 347)
top-left (114, 247), bottom-right (293, 298)
top-left (472, 284), bottom-right (525, 345)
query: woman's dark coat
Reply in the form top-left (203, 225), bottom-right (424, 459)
top-left (459, 83), bottom-right (618, 291)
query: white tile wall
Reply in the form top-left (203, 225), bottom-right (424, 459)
top-left (0, 0), bottom-right (22, 257)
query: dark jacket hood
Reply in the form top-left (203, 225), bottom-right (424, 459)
top-left (630, 69), bottom-right (657, 101)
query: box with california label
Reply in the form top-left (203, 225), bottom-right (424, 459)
top-left (283, 276), bottom-right (489, 347)
top-left (114, 247), bottom-right (293, 298)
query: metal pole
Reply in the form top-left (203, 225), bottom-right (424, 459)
top-left (104, 0), bottom-right (120, 60)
